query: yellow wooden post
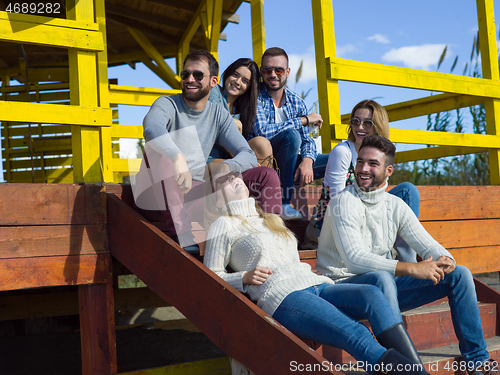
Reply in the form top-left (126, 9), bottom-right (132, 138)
top-left (477, 0), bottom-right (500, 185)
top-left (95, 0), bottom-right (114, 183)
top-left (177, 2), bottom-right (203, 74)
top-left (311, 0), bottom-right (341, 153)
top-left (201, 0), bottom-right (223, 62)
top-left (67, 0), bottom-right (102, 183)
top-left (250, 0), bottom-right (266, 65)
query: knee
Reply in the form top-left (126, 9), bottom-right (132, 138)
top-left (448, 265), bottom-right (474, 286)
top-left (276, 128), bottom-right (301, 149)
top-left (249, 136), bottom-right (273, 159)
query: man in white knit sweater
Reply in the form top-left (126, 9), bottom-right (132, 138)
top-left (316, 135), bottom-right (496, 375)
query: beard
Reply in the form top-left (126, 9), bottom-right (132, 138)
top-left (355, 171), bottom-right (386, 192)
top-left (264, 77), bottom-right (287, 92)
top-left (182, 83), bottom-right (211, 102)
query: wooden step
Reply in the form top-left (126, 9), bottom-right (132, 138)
top-left (317, 301), bottom-right (496, 365)
top-left (337, 336), bottom-right (500, 375)
top-left (404, 301), bottom-right (497, 350)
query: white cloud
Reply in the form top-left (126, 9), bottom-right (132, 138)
top-left (382, 44), bottom-right (449, 70)
top-left (336, 44), bottom-right (357, 58)
top-left (368, 34), bottom-right (390, 44)
top-left (288, 45), bottom-right (317, 84)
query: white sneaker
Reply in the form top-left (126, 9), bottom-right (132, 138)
top-left (282, 204), bottom-right (303, 220)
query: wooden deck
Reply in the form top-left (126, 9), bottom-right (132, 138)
top-left (1, 183), bottom-right (500, 374)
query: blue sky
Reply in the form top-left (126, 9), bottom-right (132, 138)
top-left (1, 1), bottom-right (498, 180)
top-left (110, 0), bottom-right (498, 158)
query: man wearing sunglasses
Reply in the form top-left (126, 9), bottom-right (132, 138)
top-left (250, 47), bottom-right (329, 220)
top-left (133, 50), bottom-right (282, 254)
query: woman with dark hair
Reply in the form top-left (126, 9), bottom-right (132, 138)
top-left (209, 58), bottom-right (274, 168)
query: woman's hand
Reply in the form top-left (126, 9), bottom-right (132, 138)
top-left (243, 267), bottom-right (272, 285)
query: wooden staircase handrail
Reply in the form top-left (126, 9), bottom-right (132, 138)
top-left (107, 193), bottom-right (342, 375)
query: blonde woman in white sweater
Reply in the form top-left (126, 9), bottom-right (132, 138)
top-left (203, 170), bottom-right (430, 375)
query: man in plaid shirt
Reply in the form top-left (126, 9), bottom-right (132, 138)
top-left (249, 47), bottom-right (329, 220)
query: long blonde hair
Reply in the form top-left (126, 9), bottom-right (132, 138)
top-left (348, 99), bottom-right (390, 142)
top-left (204, 173), bottom-right (295, 241)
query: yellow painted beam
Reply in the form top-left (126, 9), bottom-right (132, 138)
top-left (0, 11), bottom-right (99, 30)
top-left (0, 82), bottom-right (69, 93)
top-left (9, 168), bottom-right (74, 183)
top-left (328, 57), bottom-right (500, 98)
top-left (109, 84), bottom-right (180, 106)
top-left (1, 90), bottom-right (70, 103)
top-left (0, 13), bottom-right (103, 51)
top-left (177, 1), bottom-right (204, 73)
top-left (108, 46), bottom-right (177, 65)
top-left (111, 124), bottom-right (143, 139)
top-left (250, 0), bottom-right (265, 65)
top-left (394, 146), bottom-right (486, 164)
top-left (140, 58), bottom-right (177, 87)
top-left (312, 0), bottom-right (339, 153)
top-left (381, 94), bottom-right (484, 123)
top-left (0, 101), bottom-right (111, 125)
top-left (477, 0), bottom-right (500, 185)
top-left (112, 158), bottom-right (141, 174)
top-left (332, 125), bottom-right (500, 149)
top-left (96, 0), bottom-right (114, 183)
top-left (128, 27), bottom-right (181, 89)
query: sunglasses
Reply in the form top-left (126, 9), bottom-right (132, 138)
top-left (215, 171), bottom-right (240, 186)
top-left (180, 70), bottom-right (206, 81)
top-left (349, 117), bottom-right (374, 129)
top-left (261, 66), bottom-right (286, 76)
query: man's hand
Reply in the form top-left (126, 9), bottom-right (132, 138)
top-left (308, 113), bottom-right (323, 130)
top-left (242, 267), bottom-right (272, 285)
top-left (173, 153), bottom-right (192, 194)
top-left (437, 255), bottom-right (456, 274)
top-left (294, 157), bottom-right (314, 187)
top-left (396, 256), bottom-right (453, 285)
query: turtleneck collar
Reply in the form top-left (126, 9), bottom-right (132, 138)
top-left (222, 198), bottom-right (259, 217)
top-left (353, 180), bottom-right (388, 205)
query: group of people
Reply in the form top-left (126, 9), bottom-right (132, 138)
top-left (132, 47), bottom-right (497, 375)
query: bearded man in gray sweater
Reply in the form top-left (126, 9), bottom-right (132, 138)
top-left (133, 50), bottom-right (282, 255)
top-left (316, 135), bottom-right (496, 375)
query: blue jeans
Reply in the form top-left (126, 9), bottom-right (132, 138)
top-left (270, 128), bottom-right (329, 204)
top-left (388, 182), bottom-right (420, 262)
top-left (339, 266), bottom-right (489, 365)
top-left (272, 283), bottom-right (400, 373)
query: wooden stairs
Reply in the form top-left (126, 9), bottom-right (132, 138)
top-left (1, 183), bottom-right (500, 374)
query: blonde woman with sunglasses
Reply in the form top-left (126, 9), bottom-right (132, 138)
top-left (303, 100), bottom-right (420, 264)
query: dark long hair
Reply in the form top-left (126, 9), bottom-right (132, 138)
top-left (222, 58), bottom-right (260, 139)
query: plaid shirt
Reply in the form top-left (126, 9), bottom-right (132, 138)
top-left (250, 85), bottom-right (318, 161)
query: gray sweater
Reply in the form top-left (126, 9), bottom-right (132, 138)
top-left (143, 94), bottom-right (257, 181)
top-left (316, 181), bottom-right (453, 280)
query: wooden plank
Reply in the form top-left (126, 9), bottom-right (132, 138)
top-left (0, 254), bottom-right (111, 291)
top-left (423, 219), bottom-right (500, 249)
top-left (0, 101), bottom-right (112, 126)
top-left (328, 57), bottom-right (500, 98)
top-left (418, 186), bottom-right (500, 221)
top-left (0, 287), bottom-right (170, 321)
top-left (0, 13), bottom-right (103, 51)
top-left (448, 246), bottom-right (500, 274)
top-left (0, 224), bottom-right (108, 259)
top-left (0, 184), bottom-right (106, 225)
top-left (79, 282), bottom-right (118, 375)
top-left (117, 357), bottom-right (231, 375)
top-left (107, 194), bottom-right (339, 375)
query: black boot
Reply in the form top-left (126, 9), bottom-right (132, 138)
top-left (374, 348), bottom-right (430, 375)
top-left (376, 322), bottom-right (423, 365)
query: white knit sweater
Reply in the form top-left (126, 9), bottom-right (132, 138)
top-left (316, 181), bottom-right (453, 280)
top-left (204, 198), bottom-right (334, 316)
